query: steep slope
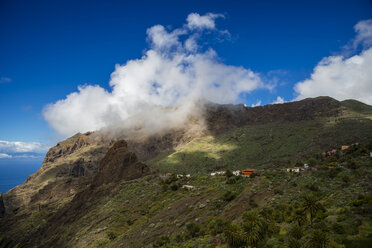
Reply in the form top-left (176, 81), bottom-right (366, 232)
top-left (148, 97), bottom-right (372, 174)
top-left (1, 97), bottom-right (372, 248)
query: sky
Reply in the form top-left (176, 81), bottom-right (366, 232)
top-left (0, 0), bottom-right (372, 160)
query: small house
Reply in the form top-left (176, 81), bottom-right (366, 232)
top-left (233, 170), bottom-right (241, 176)
top-left (182, 185), bottom-right (195, 190)
top-left (241, 169), bottom-right (257, 177)
top-left (341, 145), bottom-right (349, 151)
top-left (287, 167), bottom-right (301, 173)
top-left (211, 171), bottom-right (225, 176)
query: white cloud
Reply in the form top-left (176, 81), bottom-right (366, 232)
top-left (251, 100), bottom-right (262, 107)
top-left (272, 96), bottom-right (285, 104)
top-left (294, 48), bottom-right (372, 104)
top-left (294, 19), bottom-right (372, 105)
top-left (14, 154), bottom-right (43, 159)
top-left (186, 13), bottom-right (224, 30)
top-left (0, 140), bottom-right (49, 153)
top-left (0, 153), bottom-right (12, 159)
top-left (43, 13), bottom-right (269, 137)
top-left (354, 19), bottom-right (372, 48)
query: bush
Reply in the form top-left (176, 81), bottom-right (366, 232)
top-left (226, 177), bottom-right (237, 184)
top-left (332, 222), bottom-right (345, 234)
top-left (225, 169), bottom-right (233, 178)
top-left (222, 191), bottom-right (236, 202)
top-left (153, 235), bottom-right (170, 247)
top-left (207, 218), bottom-right (230, 235)
top-left (170, 183), bottom-right (180, 191)
top-left (107, 231), bottom-right (116, 240)
top-left (185, 223), bottom-right (202, 238)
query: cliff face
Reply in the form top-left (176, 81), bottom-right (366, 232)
top-left (3, 132), bottom-right (115, 214)
top-left (95, 140), bottom-right (150, 185)
top-left (0, 193), bottom-right (5, 218)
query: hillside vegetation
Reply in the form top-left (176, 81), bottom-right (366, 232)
top-left (0, 97), bottom-right (372, 248)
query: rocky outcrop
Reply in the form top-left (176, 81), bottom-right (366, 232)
top-left (0, 193), bottom-right (5, 218)
top-left (95, 140), bottom-right (150, 185)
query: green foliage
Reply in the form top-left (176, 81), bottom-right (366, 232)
top-left (207, 217), bottom-right (230, 235)
top-left (185, 222), bottom-right (202, 238)
top-left (301, 194), bottom-right (323, 226)
top-left (306, 229), bottom-right (330, 248)
top-left (225, 169), bottom-right (233, 178)
top-left (106, 231), bottom-right (116, 240)
top-left (153, 235), bottom-right (170, 247)
top-left (222, 191), bottom-right (236, 202)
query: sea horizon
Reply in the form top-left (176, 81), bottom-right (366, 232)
top-left (0, 160), bottom-right (42, 194)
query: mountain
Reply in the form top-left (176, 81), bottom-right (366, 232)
top-left (0, 96), bottom-right (372, 247)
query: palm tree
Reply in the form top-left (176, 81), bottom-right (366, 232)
top-left (301, 194), bottom-right (322, 227)
top-left (224, 224), bottom-right (246, 247)
top-left (287, 238), bottom-right (303, 248)
top-left (291, 208), bottom-right (307, 226)
top-left (287, 224), bottom-right (303, 240)
top-left (306, 229), bottom-right (330, 248)
top-left (242, 211), bottom-right (268, 247)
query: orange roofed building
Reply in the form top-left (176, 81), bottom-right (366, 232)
top-left (241, 169), bottom-right (257, 177)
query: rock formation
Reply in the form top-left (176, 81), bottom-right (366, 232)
top-left (95, 140), bottom-right (150, 185)
top-left (0, 193), bottom-right (5, 218)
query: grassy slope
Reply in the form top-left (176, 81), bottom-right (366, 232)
top-left (3, 153), bottom-right (370, 248)
top-left (1, 99), bottom-right (372, 247)
top-left (147, 116), bottom-right (372, 175)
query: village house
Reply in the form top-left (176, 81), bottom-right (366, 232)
top-left (233, 170), bottom-right (241, 176)
top-left (177, 174), bottom-right (191, 179)
top-left (241, 169), bottom-right (257, 177)
top-left (210, 171), bottom-right (226, 176)
top-left (322, 149), bottom-right (337, 156)
top-left (181, 185), bottom-right (195, 190)
top-left (341, 145), bottom-right (349, 151)
top-left (287, 167), bottom-right (301, 173)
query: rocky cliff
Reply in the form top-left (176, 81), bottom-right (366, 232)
top-left (95, 140), bottom-right (150, 185)
top-left (0, 193), bottom-right (5, 218)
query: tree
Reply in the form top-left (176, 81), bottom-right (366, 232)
top-left (224, 224), bottom-right (246, 247)
top-left (301, 194), bottom-right (322, 227)
top-left (291, 208), bottom-right (307, 226)
top-left (306, 229), bottom-right (330, 248)
top-left (241, 211), bottom-right (268, 247)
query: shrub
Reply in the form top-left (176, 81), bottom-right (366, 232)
top-left (153, 235), bottom-right (170, 247)
top-left (107, 231), bottom-right (116, 240)
top-left (170, 183), bottom-right (180, 191)
top-left (225, 169), bottom-right (233, 178)
top-left (222, 191), bottom-right (236, 202)
top-left (185, 223), bottom-right (202, 238)
top-left (332, 222), bottom-right (345, 234)
top-left (207, 218), bottom-right (230, 235)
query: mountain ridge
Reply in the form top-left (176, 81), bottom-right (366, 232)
top-left (1, 96), bottom-right (372, 247)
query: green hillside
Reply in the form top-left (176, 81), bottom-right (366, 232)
top-left (147, 107), bottom-right (372, 175)
top-left (1, 142), bottom-right (372, 247)
top-left (1, 97), bottom-right (372, 248)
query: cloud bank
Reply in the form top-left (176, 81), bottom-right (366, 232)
top-left (294, 19), bottom-right (372, 104)
top-left (0, 140), bottom-right (48, 160)
top-left (0, 140), bottom-right (49, 153)
top-left (0, 153), bottom-right (12, 159)
top-left (44, 13), bottom-right (268, 137)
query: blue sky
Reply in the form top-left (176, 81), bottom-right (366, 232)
top-left (0, 0), bottom-right (372, 159)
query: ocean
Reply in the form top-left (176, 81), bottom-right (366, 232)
top-left (0, 160), bottom-right (42, 194)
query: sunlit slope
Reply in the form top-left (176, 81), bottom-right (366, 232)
top-left (148, 100), bottom-right (372, 174)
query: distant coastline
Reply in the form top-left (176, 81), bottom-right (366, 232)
top-left (0, 161), bottom-right (41, 193)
